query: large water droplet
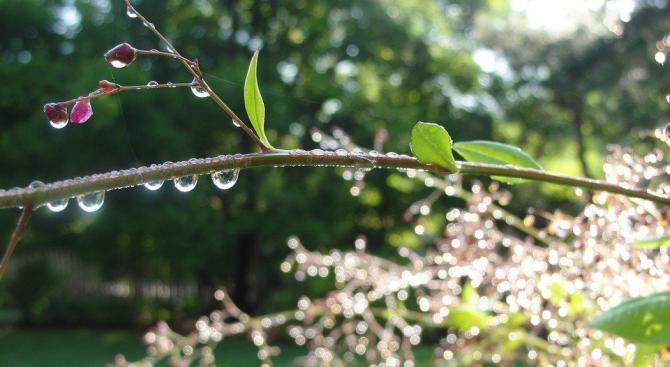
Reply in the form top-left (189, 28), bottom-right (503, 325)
top-left (47, 198), bottom-right (69, 212)
top-left (211, 169), bottom-right (240, 190)
top-left (190, 78), bottom-right (209, 98)
top-left (147, 81), bottom-right (159, 88)
top-left (44, 103), bottom-right (69, 129)
top-left (144, 180), bottom-right (164, 191)
top-left (126, 5), bottom-right (138, 18)
top-left (77, 191), bottom-right (105, 212)
top-left (174, 175), bottom-right (198, 192)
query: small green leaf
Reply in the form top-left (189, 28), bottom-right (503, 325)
top-left (453, 140), bottom-right (543, 183)
top-left (410, 122), bottom-right (458, 172)
top-left (244, 50), bottom-right (274, 150)
top-left (632, 344), bottom-right (662, 367)
top-left (587, 291), bottom-right (670, 345)
top-left (632, 235), bottom-right (670, 249)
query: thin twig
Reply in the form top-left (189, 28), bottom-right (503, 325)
top-left (57, 82), bottom-right (198, 107)
top-left (0, 206), bottom-right (33, 279)
top-left (123, 0), bottom-right (270, 152)
top-left (0, 150), bottom-right (668, 209)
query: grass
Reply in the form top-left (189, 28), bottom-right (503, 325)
top-left (0, 329), bottom-right (436, 366)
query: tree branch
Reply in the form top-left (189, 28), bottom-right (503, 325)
top-left (0, 150), bottom-right (667, 209)
top-left (0, 206), bottom-right (32, 279)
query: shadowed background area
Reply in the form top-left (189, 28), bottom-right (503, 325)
top-left (0, 0), bottom-right (669, 365)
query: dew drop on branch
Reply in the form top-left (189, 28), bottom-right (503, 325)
top-left (144, 180), bottom-right (164, 191)
top-left (43, 103), bottom-right (69, 129)
top-left (77, 191), bottom-right (105, 213)
top-left (174, 175), bottom-right (198, 192)
top-left (190, 78), bottom-right (209, 98)
top-left (47, 198), bottom-right (69, 212)
top-left (211, 169), bottom-right (240, 190)
top-left (126, 5), bottom-right (138, 18)
top-left (147, 81), bottom-right (159, 88)
top-left (21, 180), bottom-right (45, 209)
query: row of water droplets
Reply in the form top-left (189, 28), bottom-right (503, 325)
top-left (26, 181), bottom-right (104, 213)
top-left (14, 148), bottom-right (412, 213)
top-left (24, 169), bottom-right (240, 213)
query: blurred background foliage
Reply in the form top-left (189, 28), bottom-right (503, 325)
top-left (0, 0), bottom-right (669, 333)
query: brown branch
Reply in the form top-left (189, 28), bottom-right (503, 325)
top-left (0, 150), bottom-right (668, 210)
top-left (0, 206), bottom-right (33, 279)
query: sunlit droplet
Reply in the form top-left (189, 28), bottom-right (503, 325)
top-left (191, 78), bottom-right (209, 98)
top-left (77, 191), bottom-right (105, 212)
top-left (44, 103), bottom-right (69, 129)
top-left (126, 5), bottom-right (138, 18)
top-left (47, 198), bottom-right (69, 212)
top-left (174, 175), bottom-right (198, 192)
top-left (144, 180), bottom-right (164, 191)
top-left (211, 169), bottom-right (240, 190)
top-left (147, 81), bottom-right (159, 88)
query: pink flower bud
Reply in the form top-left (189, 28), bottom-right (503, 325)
top-left (104, 43), bottom-right (137, 68)
top-left (99, 80), bottom-right (120, 91)
top-left (71, 99), bottom-right (93, 124)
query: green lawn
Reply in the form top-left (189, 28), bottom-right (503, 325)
top-left (0, 329), bottom-right (436, 366)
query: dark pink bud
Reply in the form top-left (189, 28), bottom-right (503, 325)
top-left (98, 80), bottom-right (120, 91)
top-left (71, 99), bottom-right (93, 124)
top-left (104, 43), bottom-right (137, 69)
top-left (43, 103), bottom-right (69, 129)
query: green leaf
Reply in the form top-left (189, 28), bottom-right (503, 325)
top-left (632, 344), bottom-right (662, 367)
top-left (453, 140), bottom-right (543, 183)
top-left (410, 122), bottom-right (458, 172)
top-left (632, 235), bottom-right (670, 249)
top-left (587, 291), bottom-right (670, 345)
top-left (244, 50), bottom-right (274, 149)
top-left (446, 306), bottom-right (491, 331)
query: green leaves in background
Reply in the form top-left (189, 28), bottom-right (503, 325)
top-left (587, 291), bottom-right (670, 345)
top-left (410, 122), bottom-right (458, 172)
top-left (632, 344), bottom-right (662, 367)
top-left (244, 50), bottom-right (274, 150)
top-left (632, 235), bottom-right (670, 249)
top-left (453, 141), bottom-right (543, 184)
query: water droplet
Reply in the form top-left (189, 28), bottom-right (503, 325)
top-left (190, 78), bottom-right (209, 98)
top-left (232, 119), bottom-right (241, 127)
top-left (77, 191), bottom-right (105, 212)
top-left (211, 169), bottom-right (240, 190)
top-left (174, 175), bottom-right (198, 192)
top-left (44, 103), bottom-right (69, 129)
top-left (126, 5), bottom-right (138, 18)
top-left (147, 81), bottom-right (159, 88)
top-left (47, 198), bottom-right (69, 212)
top-left (666, 94), bottom-right (670, 104)
top-left (29, 180), bottom-right (45, 189)
top-left (167, 82), bottom-right (176, 88)
top-left (20, 180), bottom-right (46, 209)
top-left (144, 180), bottom-right (164, 191)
